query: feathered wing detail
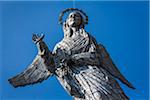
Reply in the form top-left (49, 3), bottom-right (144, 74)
top-left (8, 55), bottom-right (52, 88)
top-left (8, 34), bottom-right (55, 88)
top-left (97, 44), bottom-right (135, 89)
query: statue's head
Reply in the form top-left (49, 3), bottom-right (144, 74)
top-left (59, 8), bottom-right (88, 29)
top-left (66, 12), bottom-right (83, 28)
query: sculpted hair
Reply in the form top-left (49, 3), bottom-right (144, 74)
top-left (59, 8), bottom-right (88, 28)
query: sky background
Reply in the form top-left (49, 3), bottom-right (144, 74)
top-left (0, 1), bottom-right (149, 100)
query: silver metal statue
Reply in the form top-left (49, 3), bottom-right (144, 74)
top-left (8, 8), bottom-right (135, 100)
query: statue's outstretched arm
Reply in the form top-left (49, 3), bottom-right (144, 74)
top-left (8, 34), bottom-right (55, 88)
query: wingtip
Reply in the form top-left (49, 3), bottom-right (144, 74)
top-left (129, 85), bottom-right (136, 90)
top-left (118, 76), bottom-right (136, 90)
top-left (8, 78), bottom-right (12, 84)
top-left (125, 81), bottom-right (136, 90)
top-left (8, 78), bottom-right (18, 88)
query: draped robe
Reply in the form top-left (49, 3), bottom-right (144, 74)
top-left (52, 29), bottom-right (129, 100)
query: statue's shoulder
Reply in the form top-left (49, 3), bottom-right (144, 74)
top-left (52, 40), bottom-right (63, 53)
top-left (52, 38), bottom-right (69, 54)
top-left (80, 28), bottom-right (96, 41)
top-left (84, 30), bottom-right (106, 51)
top-left (84, 31), bottom-right (98, 45)
top-left (79, 28), bottom-right (88, 36)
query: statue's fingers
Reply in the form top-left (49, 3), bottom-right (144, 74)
top-left (37, 33), bottom-right (42, 38)
top-left (32, 34), bottom-right (37, 41)
top-left (40, 34), bottom-right (45, 40)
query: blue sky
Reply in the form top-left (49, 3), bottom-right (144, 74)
top-left (0, 1), bottom-right (149, 100)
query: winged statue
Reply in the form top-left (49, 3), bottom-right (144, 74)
top-left (8, 8), bottom-right (135, 100)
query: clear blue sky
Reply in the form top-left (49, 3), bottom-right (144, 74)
top-left (0, 1), bottom-right (149, 100)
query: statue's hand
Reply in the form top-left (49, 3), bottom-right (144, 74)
top-left (32, 34), bottom-right (45, 44)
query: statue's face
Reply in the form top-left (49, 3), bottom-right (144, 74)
top-left (67, 12), bottom-right (82, 27)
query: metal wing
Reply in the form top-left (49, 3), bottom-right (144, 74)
top-left (97, 44), bottom-right (135, 89)
top-left (8, 55), bottom-right (52, 88)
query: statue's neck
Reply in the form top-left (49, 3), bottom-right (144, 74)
top-left (70, 26), bottom-right (80, 33)
top-left (64, 26), bottom-right (84, 38)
